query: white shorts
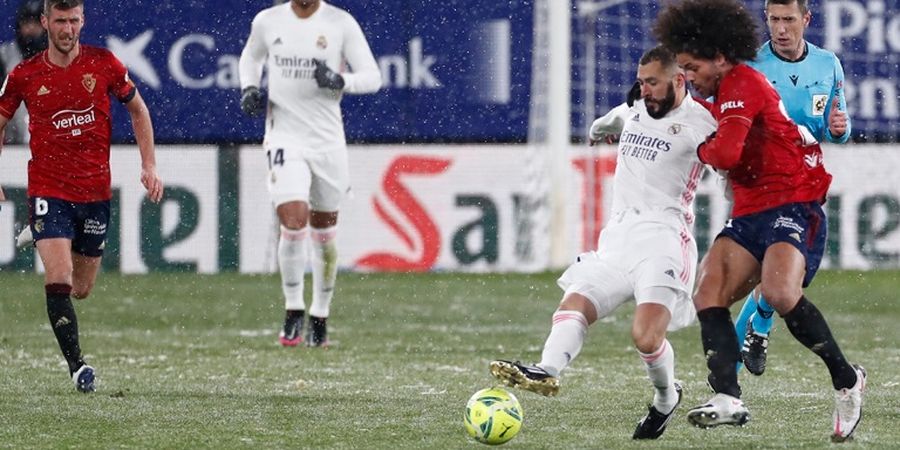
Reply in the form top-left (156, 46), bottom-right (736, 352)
top-left (264, 144), bottom-right (349, 211)
top-left (557, 215), bottom-right (698, 331)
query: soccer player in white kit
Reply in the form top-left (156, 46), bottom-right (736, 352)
top-left (238, 0), bottom-right (382, 347)
top-left (491, 46), bottom-right (719, 440)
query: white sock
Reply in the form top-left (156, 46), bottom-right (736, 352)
top-left (309, 226), bottom-right (338, 318)
top-left (639, 339), bottom-right (677, 414)
top-left (278, 226), bottom-right (308, 311)
top-left (538, 310), bottom-right (589, 377)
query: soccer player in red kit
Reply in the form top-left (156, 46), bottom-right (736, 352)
top-left (0, 0), bottom-right (163, 393)
top-left (654, 0), bottom-right (864, 442)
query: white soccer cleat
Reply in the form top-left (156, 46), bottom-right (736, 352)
top-left (832, 364), bottom-right (866, 443)
top-left (15, 226), bottom-right (34, 249)
top-left (687, 393), bottom-right (750, 428)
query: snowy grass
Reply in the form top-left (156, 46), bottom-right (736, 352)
top-left (0, 271), bottom-right (896, 448)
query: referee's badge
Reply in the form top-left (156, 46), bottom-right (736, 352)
top-left (812, 94), bottom-right (828, 116)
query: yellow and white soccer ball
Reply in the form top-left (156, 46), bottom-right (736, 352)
top-left (464, 387), bottom-right (523, 445)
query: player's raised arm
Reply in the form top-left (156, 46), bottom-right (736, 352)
top-left (125, 89), bottom-right (163, 203)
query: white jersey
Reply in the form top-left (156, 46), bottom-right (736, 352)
top-left (592, 95), bottom-right (717, 226)
top-left (239, 2), bottom-right (382, 152)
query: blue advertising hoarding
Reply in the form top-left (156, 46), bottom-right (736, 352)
top-left (0, 1), bottom-right (896, 143)
top-left (0, 0), bottom-right (532, 143)
top-left (578, 0), bottom-right (899, 142)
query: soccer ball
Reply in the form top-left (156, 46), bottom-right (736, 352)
top-left (464, 387), bottom-right (523, 445)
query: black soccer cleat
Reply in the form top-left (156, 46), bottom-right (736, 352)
top-left (489, 360), bottom-right (559, 397)
top-left (306, 315), bottom-right (329, 348)
top-left (278, 311), bottom-right (304, 347)
top-left (633, 382), bottom-right (683, 439)
top-left (741, 324), bottom-right (769, 376)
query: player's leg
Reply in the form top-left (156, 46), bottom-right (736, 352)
top-left (266, 146), bottom-right (313, 347)
top-left (629, 224), bottom-right (695, 440)
top-left (490, 292), bottom-right (594, 398)
top-left (69, 199), bottom-right (110, 300)
top-left (32, 197), bottom-right (95, 392)
top-left (307, 210), bottom-right (337, 347)
top-left (275, 201), bottom-right (310, 346)
top-left (758, 202), bottom-right (864, 441)
top-left (305, 148), bottom-right (349, 347)
top-left (491, 244), bottom-right (631, 397)
top-left (688, 236), bottom-right (758, 428)
top-left (631, 298), bottom-right (681, 440)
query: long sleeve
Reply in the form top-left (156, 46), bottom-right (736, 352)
top-left (238, 15), bottom-right (267, 90)
top-left (824, 57), bottom-right (851, 144)
top-left (697, 120), bottom-right (750, 170)
top-left (340, 17), bottom-right (382, 94)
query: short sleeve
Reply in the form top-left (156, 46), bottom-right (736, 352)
top-left (0, 69), bottom-right (25, 119)
top-left (716, 69), bottom-right (766, 128)
top-left (106, 53), bottom-right (136, 103)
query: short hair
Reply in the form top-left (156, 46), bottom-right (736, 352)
top-left (639, 45), bottom-right (678, 69)
top-left (653, 0), bottom-right (760, 63)
top-left (44, 0), bottom-right (83, 14)
top-left (766, 0), bottom-right (809, 15)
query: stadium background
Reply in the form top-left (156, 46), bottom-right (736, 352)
top-left (0, 0), bottom-right (898, 273)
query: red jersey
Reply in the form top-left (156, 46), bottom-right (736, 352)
top-left (698, 64), bottom-right (831, 217)
top-left (0, 45), bottom-right (135, 202)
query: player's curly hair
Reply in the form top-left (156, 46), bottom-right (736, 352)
top-left (653, 0), bottom-right (760, 63)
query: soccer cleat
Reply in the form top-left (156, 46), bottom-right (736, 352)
top-left (741, 323), bottom-right (769, 376)
top-left (831, 364), bottom-right (866, 443)
top-left (72, 364), bottom-right (96, 393)
top-left (15, 226), bottom-right (34, 249)
top-left (687, 393), bottom-right (750, 428)
top-left (633, 381), bottom-right (683, 439)
top-left (278, 314), bottom-right (303, 347)
top-left (305, 316), bottom-right (328, 347)
top-left (489, 360), bottom-right (559, 397)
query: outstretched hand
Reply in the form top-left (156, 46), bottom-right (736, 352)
top-left (828, 96), bottom-right (847, 138)
top-left (141, 167), bottom-right (164, 203)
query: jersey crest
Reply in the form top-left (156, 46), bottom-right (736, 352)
top-left (82, 74), bottom-right (96, 93)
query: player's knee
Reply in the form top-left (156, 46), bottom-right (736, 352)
top-left (72, 281), bottom-right (94, 299)
top-left (631, 324), bottom-right (665, 354)
top-left (558, 293), bottom-right (597, 324)
top-left (758, 285), bottom-right (801, 314)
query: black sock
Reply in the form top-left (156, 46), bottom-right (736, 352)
top-left (46, 284), bottom-right (84, 375)
top-left (698, 307), bottom-right (741, 398)
top-left (783, 296), bottom-right (857, 390)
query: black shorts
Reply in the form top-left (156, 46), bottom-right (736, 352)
top-left (29, 196), bottom-right (110, 257)
top-left (717, 201), bottom-right (826, 288)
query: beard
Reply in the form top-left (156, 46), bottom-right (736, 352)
top-left (645, 82), bottom-right (677, 119)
